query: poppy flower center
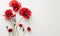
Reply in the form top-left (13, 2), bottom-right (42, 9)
top-left (8, 14), bottom-right (11, 17)
top-left (24, 12), bottom-right (27, 16)
top-left (13, 4), bottom-right (18, 8)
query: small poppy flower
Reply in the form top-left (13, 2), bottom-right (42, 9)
top-left (27, 27), bottom-right (31, 32)
top-left (19, 24), bottom-right (23, 28)
top-left (8, 28), bottom-right (13, 32)
top-left (12, 0), bottom-right (16, 1)
top-left (9, 1), bottom-right (21, 12)
top-left (3, 9), bottom-right (15, 19)
top-left (19, 8), bottom-right (31, 19)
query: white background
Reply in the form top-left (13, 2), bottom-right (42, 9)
top-left (0, 0), bottom-right (60, 36)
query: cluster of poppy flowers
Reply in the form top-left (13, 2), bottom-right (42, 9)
top-left (3, 0), bottom-right (32, 33)
top-left (3, 0), bottom-right (31, 19)
top-left (8, 24), bottom-right (31, 32)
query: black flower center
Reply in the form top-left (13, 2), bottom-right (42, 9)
top-left (24, 12), bottom-right (27, 16)
top-left (8, 14), bottom-right (11, 17)
top-left (13, 4), bottom-right (17, 8)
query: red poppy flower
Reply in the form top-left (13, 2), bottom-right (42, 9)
top-left (12, 0), bottom-right (16, 1)
top-left (3, 9), bottom-right (15, 19)
top-left (19, 24), bottom-right (23, 28)
top-left (19, 8), bottom-right (31, 19)
top-left (9, 1), bottom-right (21, 12)
top-left (8, 28), bottom-right (13, 32)
top-left (27, 27), bottom-right (31, 32)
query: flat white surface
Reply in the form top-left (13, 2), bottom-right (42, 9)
top-left (0, 0), bottom-right (60, 36)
